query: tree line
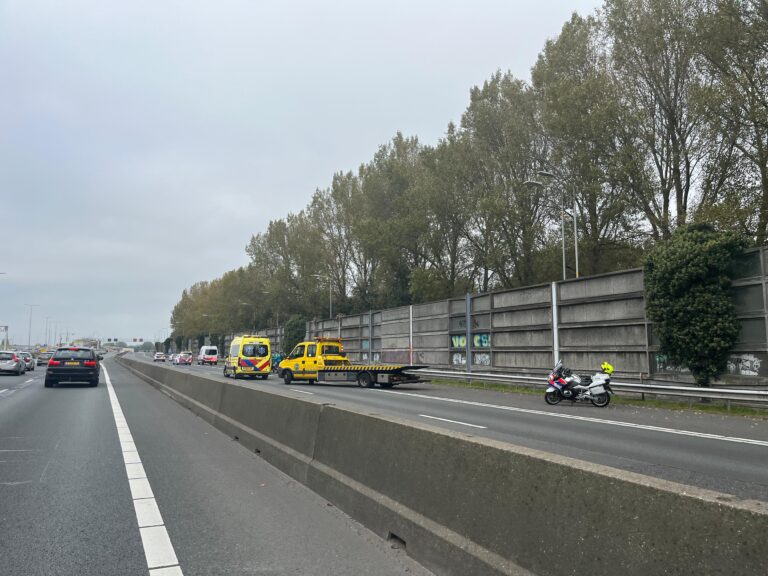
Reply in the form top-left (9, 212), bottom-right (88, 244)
top-left (171, 0), bottom-right (767, 343)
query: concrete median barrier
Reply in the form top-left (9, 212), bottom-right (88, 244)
top-left (117, 355), bottom-right (768, 576)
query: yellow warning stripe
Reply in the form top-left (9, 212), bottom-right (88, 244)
top-left (319, 365), bottom-right (406, 372)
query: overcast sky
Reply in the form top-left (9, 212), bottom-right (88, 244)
top-left (1, 0), bottom-right (602, 346)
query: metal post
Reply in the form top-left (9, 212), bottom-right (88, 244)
top-left (573, 188), bottom-right (579, 278)
top-left (465, 293), bottom-right (472, 373)
top-left (26, 304), bottom-right (39, 349)
top-left (368, 311), bottom-right (373, 362)
top-left (561, 193), bottom-right (567, 280)
top-left (329, 278), bottom-right (333, 319)
top-left (409, 305), bottom-right (413, 365)
top-left (551, 282), bottom-right (559, 364)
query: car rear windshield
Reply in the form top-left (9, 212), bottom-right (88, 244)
top-left (202, 348), bottom-right (217, 355)
top-left (53, 349), bottom-right (95, 360)
top-left (322, 344), bottom-right (343, 355)
top-left (0, 352), bottom-right (13, 360)
top-left (242, 343), bottom-right (269, 358)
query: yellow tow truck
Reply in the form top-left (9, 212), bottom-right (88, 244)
top-left (277, 337), bottom-right (426, 388)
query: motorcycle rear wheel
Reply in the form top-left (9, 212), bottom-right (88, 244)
top-left (591, 393), bottom-right (610, 407)
top-left (544, 391), bottom-right (562, 405)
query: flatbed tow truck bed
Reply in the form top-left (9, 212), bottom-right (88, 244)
top-left (316, 364), bottom-right (428, 388)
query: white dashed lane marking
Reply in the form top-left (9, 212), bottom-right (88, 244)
top-left (419, 414), bottom-right (487, 429)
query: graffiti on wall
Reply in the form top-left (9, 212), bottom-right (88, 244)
top-left (727, 354), bottom-right (763, 377)
top-left (455, 317), bottom-right (480, 330)
top-left (450, 352), bottom-right (491, 366)
top-left (656, 352), bottom-right (767, 378)
top-left (653, 354), bottom-right (690, 374)
top-left (450, 333), bottom-right (491, 348)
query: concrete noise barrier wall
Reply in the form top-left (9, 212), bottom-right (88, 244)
top-left (117, 356), bottom-right (768, 576)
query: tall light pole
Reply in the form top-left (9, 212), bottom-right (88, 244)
top-left (201, 314), bottom-right (211, 344)
top-left (44, 316), bottom-right (52, 347)
top-left (535, 171), bottom-right (579, 279)
top-left (25, 304), bottom-right (40, 349)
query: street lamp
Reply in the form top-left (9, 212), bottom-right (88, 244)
top-left (25, 304), bottom-right (40, 350)
top-left (529, 171), bottom-right (579, 279)
top-left (312, 274), bottom-right (332, 318)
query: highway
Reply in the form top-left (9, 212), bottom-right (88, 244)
top-left (0, 357), bottom-right (435, 576)
top-left (157, 355), bottom-right (768, 503)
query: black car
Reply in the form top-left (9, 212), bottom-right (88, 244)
top-left (45, 347), bottom-right (101, 387)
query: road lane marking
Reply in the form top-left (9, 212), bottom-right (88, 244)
top-left (0, 389), bottom-right (6, 394)
top-left (103, 365), bottom-right (183, 575)
top-left (24, 379), bottom-right (34, 383)
top-left (419, 414), bottom-right (487, 429)
top-left (140, 526), bottom-right (179, 569)
top-left (376, 390), bottom-right (768, 448)
top-left (290, 389), bottom-right (314, 395)
top-left (149, 567), bottom-right (183, 576)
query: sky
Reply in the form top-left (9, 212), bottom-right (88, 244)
top-left (1, 0), bottom-right (602, 346)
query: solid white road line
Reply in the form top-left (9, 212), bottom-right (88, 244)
top-left (103, 365), bottom-right (184, 575)
top-left (290, 389), bottom-right (314, 395)
top-left (419, 414), bottom-right (487, 429)
top-left (377, 389), bottom-right (768, 448)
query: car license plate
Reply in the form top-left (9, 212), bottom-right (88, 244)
top-left (243, 367), bottom-right (253, 371)
top-left (591, 385), bottom-right (605, 394)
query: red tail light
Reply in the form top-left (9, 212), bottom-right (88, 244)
top-left (84, 360), bottom-right (97, 367)
top-left (48, 359), bottom-right (61, 366)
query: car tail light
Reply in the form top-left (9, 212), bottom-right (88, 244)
top-left (84, 360), bottom-right (97, 367)
top-left (49, 359), bottom-right (61, 366)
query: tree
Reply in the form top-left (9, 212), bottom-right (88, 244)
top-left (644, 224), bottom-right (747, 386)
top-left (460, 71), bottom-right (551, 288)
top-left (532, 13), bottom-right (646, 275)
top-left (606, 0), bottom-right (706, 239)
top-left (282, 315), bottom-right (308, 355)
top-left (408, 127), bottom-right (475, 302)
top-left (696, 0), bottom-right (768, 242)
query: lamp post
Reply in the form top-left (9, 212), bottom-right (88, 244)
top-left (201, 314), bottom-right (212, 344)
top-left (44, 316), bottom-right (52, 347)
top-left (25, 304), bottom-right (40, 350)
top-left (530, 171), bottom-right (579, 279)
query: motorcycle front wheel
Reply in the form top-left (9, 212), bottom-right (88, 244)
top-left (591, 393), bottom-right (611, 407)
top-left (544, 391), bottom-right (562, 405)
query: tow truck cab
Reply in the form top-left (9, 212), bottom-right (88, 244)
top-left (278, 337), bottom-right (350, 383)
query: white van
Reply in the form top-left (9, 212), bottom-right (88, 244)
top-left (197, 345), bottom-right (219, 366)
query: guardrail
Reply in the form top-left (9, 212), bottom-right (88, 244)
top-left (409, 368), bottom-right (768, 405)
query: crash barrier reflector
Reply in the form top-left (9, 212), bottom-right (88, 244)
top-left (117, 356), bottom-right (768, 576)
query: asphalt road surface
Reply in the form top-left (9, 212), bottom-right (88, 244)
top-left (0, 357), bottom-right (436, 576)
top-left (157, 355), bottom-right (768, 503)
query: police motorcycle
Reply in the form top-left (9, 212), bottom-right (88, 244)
top-left (544, 360), bottom-right (614, 408)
